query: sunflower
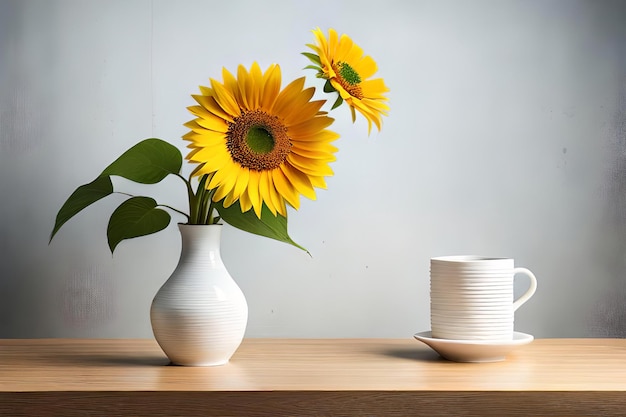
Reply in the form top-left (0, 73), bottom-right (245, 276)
top-left (305, 27), bottom-right (389, 133)
top-left (183, 62), bottom-right (339, 219)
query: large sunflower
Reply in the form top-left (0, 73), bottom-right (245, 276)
top-left (183, 62), bottom-right (339, 219)
top-left (305, 27), bottom-right (389, 133)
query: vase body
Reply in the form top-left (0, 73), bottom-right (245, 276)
top-left (150, 224), bottom-right (248, 366)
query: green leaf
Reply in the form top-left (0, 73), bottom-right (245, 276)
top-left (50, 176), bottom-right (113, 242)
top-left (101, 138), bottom-right (182, 184)
top-left (216, 200), bottom-right (309, 254)
top-left (301, 52), bottom-right (321, 66)
top-left (331, 94), bottom-right (344, 110)
top-left (107, 196), bottom-right (171, 253)
top-left (303, 65), bottom-right (322, 72)
top-left (323, 79), bottom-right (336, 93)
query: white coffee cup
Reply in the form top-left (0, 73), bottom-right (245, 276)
top-left (430, 256), bottom-right (537, 340)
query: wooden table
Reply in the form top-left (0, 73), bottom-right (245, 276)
top-left (0, 338), bottom-right (625, 416)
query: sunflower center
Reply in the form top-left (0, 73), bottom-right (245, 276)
top-left (338, 62), bottom-right (361, 85)
top-left (226, 109), bottom-right (292, 171)
top-left (334, 61), bottom-right (364, 99)
top-left (246, 126), bottom-right (274, 154)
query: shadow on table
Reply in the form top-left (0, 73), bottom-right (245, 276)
top-left (379, 346), bottom-right (444, 362)
top-left (34, 353), bottom-right (170, 367)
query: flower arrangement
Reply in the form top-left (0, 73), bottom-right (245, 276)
top-left (50, 28), bottom-right (389, 253)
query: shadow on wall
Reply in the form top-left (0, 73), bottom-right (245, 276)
top-left (591, 62), bottom-right (626, 338)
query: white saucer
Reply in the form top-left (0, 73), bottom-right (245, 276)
top-left (413, 331), bottom-right (534, 363)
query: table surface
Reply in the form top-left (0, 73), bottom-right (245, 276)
top-left (1, 337), bottom-right (626, 392)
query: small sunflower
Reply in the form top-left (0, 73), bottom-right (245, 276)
top-left (183, 62), bottom-right (339, 219)
top-left (305, 27), bottom-right (390, 133)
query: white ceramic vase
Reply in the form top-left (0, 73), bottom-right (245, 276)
top-left (150, 224), bottom-right (248, 366)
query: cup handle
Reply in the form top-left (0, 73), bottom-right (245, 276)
top-left (512, 267), bottom-right (538, 312)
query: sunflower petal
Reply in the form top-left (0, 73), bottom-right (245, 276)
top-left (190, 144), bottom-right (231, 170)
top-left (194, 114), bottom-right (229, 133)
top-left (266, 170), bottom-right (287, 217)
top-left (208, 160), bottom-right (235, 189)
top-left (287, 153), bottom-right (334, 177)
top-left (361, 78), bottom-right (390, 100)
top-left (282, 98), bottom-right (325, 126)
top-left (290, 144), bottom-right (338, 161)
top-left (192, 95), bottom-right (234, 122)
top-left (258, 170), bottom-right (276, 216)
top-left (238, 190), bottom-right (253, 213)
top-left (222, 67), bottom-right (243, 108)
top-left (232, 166), bottom-right (250, 201)
top-left (273, 77), bottom-right (306, 117)
top-left (290, 128), bottom-right (340, 143)
top-left (261, 64), bottom-right (281, 111)
top-left (237, 64), bottom-right (251, 111)
top-left (210, 78), bottom-right (241, 118)
top-left (222, 190), bottom-right (238, 208)
top-left (288, 115), bottom-right (335, 137)
top-left (309, 175), bottom-right (327, 189)
top-left (328, 28), bottom-right (338, 56)
top-left (248, 61), bottom-right (263, 109)
top-left (291, 139), bottom-right (339, 154)
top-left (281, 163), bottom-right (317, 201)
top-left (272, 169), bottom-right (300, 210)
top-left (183, 129), bottom-right (227, 148)
top-left (354, 55), bottom-right (378, 80)
top-left (246, 171), bottom-right (262, 218)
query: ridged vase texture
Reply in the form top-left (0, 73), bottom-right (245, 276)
top-left (150, 224), bottom-right (248, 366)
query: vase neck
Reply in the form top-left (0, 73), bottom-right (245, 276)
top-left (178, 224), bottom-right (223, 261)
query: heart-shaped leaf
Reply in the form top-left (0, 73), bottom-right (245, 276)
top-left (102, 138), bottom-right (182, 184)
top-left (107, 196), bottom-right (171, 253)
top-left (50, 138), bottom-right (183, 243)
top-left (216, 200), bottom-right (309, 254)
top-left (50, 176), bottom-right (113, 242)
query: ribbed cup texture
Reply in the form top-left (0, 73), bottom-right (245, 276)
top-left (429, 257), bottom-right (537, 341)
top-left (430, 258), bottom-right (515, 341)
top-left (150, 224), bottom-right (248, 366)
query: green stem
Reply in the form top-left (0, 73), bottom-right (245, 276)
top-left (199, 191), bottom-right (209, 224)
top-left (188, 174), bottom-right (217, 225)
top-left (112, 191), bottom-right (190, 222)
top-left (196, 175), bottom-right (208, 224)
top-left (176, 173), bottom-right (197, 224)
top-left (158, 204), bottom-right (190, 222)
top-left (202, 189), bottom-right (216, 224)
top-left (189, 177), bottom-right (203, 224)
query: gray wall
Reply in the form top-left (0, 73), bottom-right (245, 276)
top-left (1, 0), bottom-right (625, 338)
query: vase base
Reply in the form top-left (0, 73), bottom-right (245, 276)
top-left (168, 359), bottom-right (230, 367)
